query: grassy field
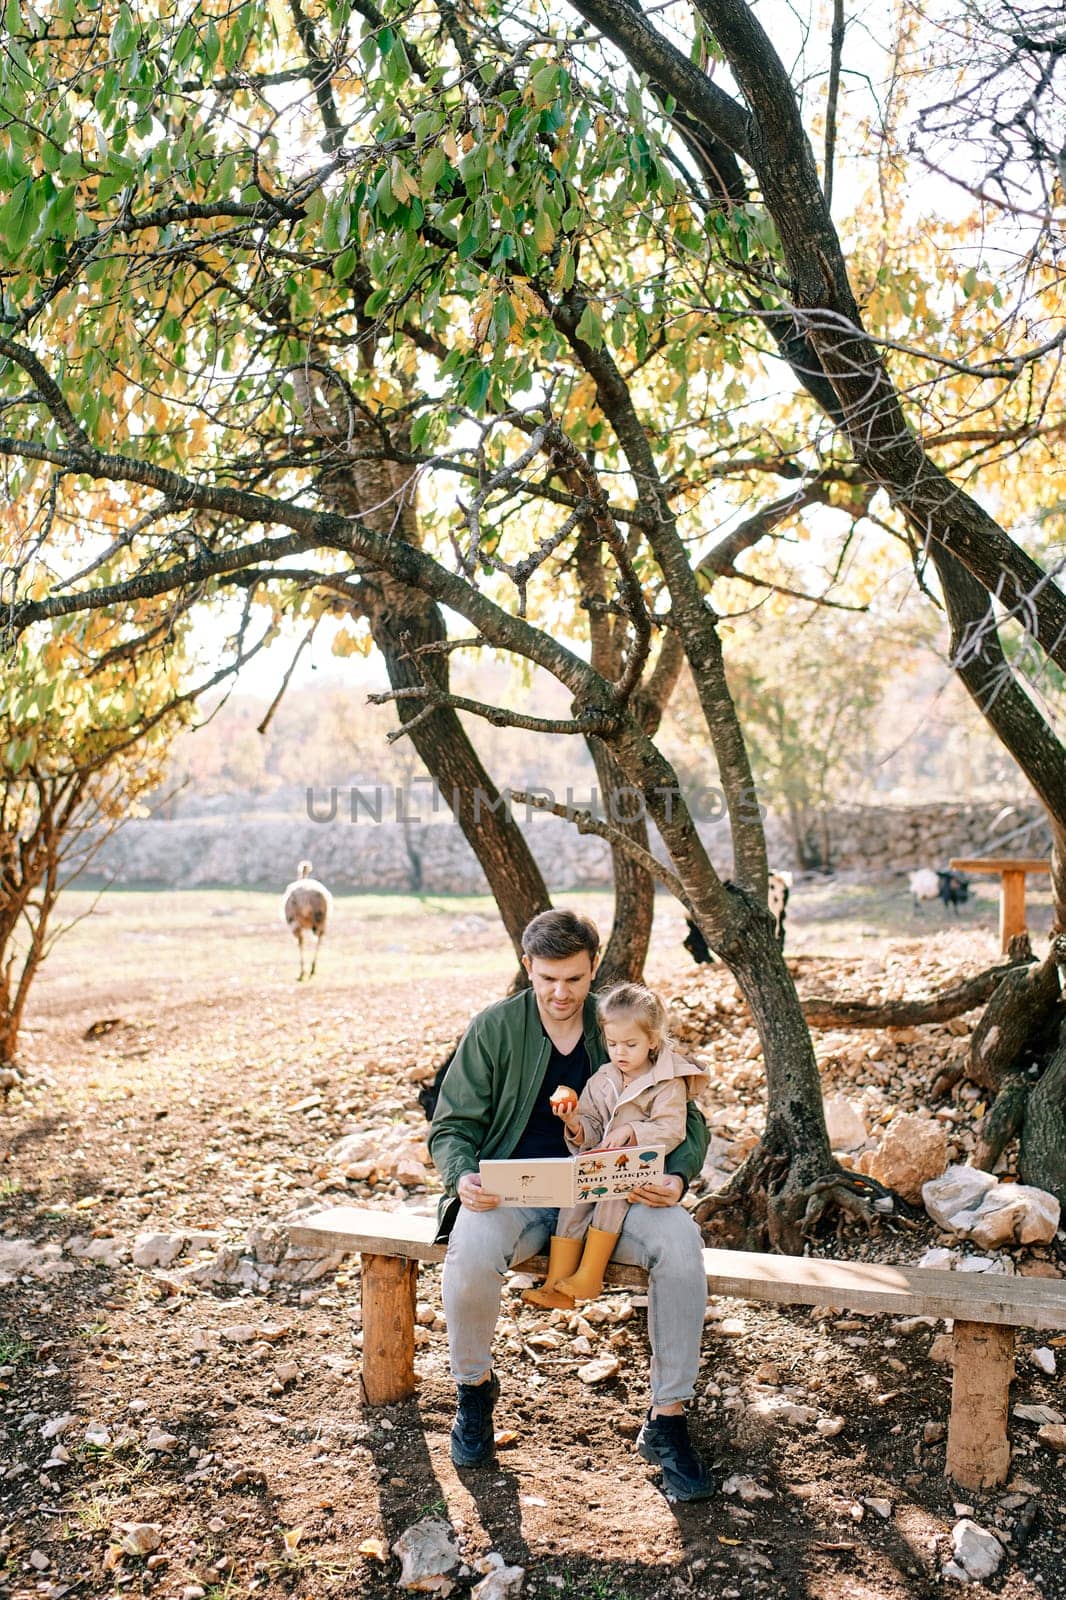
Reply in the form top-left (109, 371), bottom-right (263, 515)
top-left (32, 870), bottom-right (1048, 1015)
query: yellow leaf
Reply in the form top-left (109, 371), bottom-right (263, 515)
top-left (282, 1526), bottom-right (303, 1552)
top-left (470, 288), bottom-right (494, 347)
top-left (358, 1538), bottom-right (388, 1561)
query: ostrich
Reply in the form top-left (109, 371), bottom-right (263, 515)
top-left (282, 861), bottom-right (332, 980)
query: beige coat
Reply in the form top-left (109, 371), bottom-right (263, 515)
top-left (568, 1044), bottom-right (706, 1155)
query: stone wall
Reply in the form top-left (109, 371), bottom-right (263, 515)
top-left (87, 796), bottom-right (1050, 892)
top-left (798, 800), bottom-right (1050, 875)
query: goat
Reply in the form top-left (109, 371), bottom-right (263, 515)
top-left (684, 870), bottom-right (792, 965)
top-left (282, 860), bottom-right (332, 980)
top-left (909, 867), bottom-right (970, 914)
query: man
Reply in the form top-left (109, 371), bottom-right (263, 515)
top-left (428, 908), bottom-right (714, 1501)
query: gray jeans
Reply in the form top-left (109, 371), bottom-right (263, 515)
top-left (441, 1201), bottom-right (707, 1407)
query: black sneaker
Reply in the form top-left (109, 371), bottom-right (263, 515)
top-left (450, 1372), bottom-right (500, 1467)
top-left (636, 1409), bottom-right (715, 1501)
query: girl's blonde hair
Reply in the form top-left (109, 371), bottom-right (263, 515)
top-left (596, 982), bottom-right (671, 1057)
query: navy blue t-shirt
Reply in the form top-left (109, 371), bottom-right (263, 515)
top-left (510, 1030), bottom-right (593, 1160)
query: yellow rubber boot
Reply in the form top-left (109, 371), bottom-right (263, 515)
top-left (555, 1228), bottom-right (621, 1302)
top-left (521, 1235), bottom-right (585, 1309)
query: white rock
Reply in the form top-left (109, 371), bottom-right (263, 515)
top-left (577, 1356), bottom-right (620, 1385)
top-left (956, 1255), bottom-right (1014, 1275)
top-left (922, 1165), bottom-right (997, 1229)
top-left (471, 1554), bottom-right (526, 1600)
top-left (748, 1396), bottom-right (818, 1426)
top-left (145, 1428), bottom-right (180, 1453)
top-left (391, 1517), bottom-right (459, 1594)
top-left (220, 1323), bottom-right (259, 1344)
top-left (0, 1239), bottom-right (75, 1283)
top-left (1031, 1346), bottom-right (1056, 1376)
top-left (918, 1247), bottom-right (957, 1270)
top-left (40, 1414), bottom-right (76, 1440)
top-left (864, 1498), bottom-right (892, 1519)
top-left (823, 1094), bottom-right (868, 1152)
top-left (894, 1315), bottom-right (937, 1333)
top-left (922, 1166), bottom-right (1060, 1248)
top-left (84, 1422), bottom-right (111, 1448)
top-left (132, 1232), bottom-right (187, 1269)
top-left (815, 1416), bottom-right (845, 1437)
top-left (722, 1475), bottom-right (774, 1502)
top-left (968, 1183), bottom-right (1060, 1249)
top-left (951, 1520), bottom-right (1004, 1582)
top-left (1013, 1402), bottom-right (1064, 1425)
top-left (116, 1523), bottom-right (163, 1557)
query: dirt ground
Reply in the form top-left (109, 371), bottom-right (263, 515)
top-left (2, 883), bottom-right (1065, 1600)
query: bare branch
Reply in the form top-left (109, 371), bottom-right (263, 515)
top-left (510, 787), bottom-right (693, 907)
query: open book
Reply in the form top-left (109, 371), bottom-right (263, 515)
top-left (479, 1147), bottom-right (666, 1208)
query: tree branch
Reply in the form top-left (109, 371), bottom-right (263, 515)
top-left (802, 956), bottom-right (1032, 1029)
top-left (510, 787), bottom-right (693, 907)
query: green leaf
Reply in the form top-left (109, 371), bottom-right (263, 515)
top-left (465, 366), bottom-right (491, 411)
top-left (421, 145), bottom-right (446, 194)
top-left (333, 246), bottom-right (357, 281)
top-left (574, 300), bottom-right (604, 348)
top-left (531, 64), bottom-right (558, 107)
top-left (109, 3), bottom-right (135, 57)
top-left (0, 179), bottom-right (40, 254)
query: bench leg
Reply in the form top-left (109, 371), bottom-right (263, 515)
top-left (360, 1252), bottom-right (418, 1405)
top-left (947, 1320), bottom-right (1014, 1488)
top-left (999, 871), bottom-right (1027, 952)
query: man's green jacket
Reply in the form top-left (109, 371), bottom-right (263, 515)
top-left (428, 986), bottom-right (709, 1239)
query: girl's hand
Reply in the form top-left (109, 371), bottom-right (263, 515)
top-left (599, 1124), bottom-right (636, 1150)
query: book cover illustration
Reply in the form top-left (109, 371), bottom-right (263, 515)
top-left (478, 1148), bottom-right (665, 1207)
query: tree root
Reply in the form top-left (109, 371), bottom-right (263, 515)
top-left (693, 1141), bottom-right (921, 1253)
top-left (973, 1072), bottom-right (1031, 1171)
top-left (801, 955), bottom-right (1033, 1030)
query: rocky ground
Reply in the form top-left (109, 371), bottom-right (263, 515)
top-left (1, 886), bottom-right (1065, 1600)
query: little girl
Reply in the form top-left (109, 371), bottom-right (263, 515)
top-left (523, 982), bottom-right (706, 1310)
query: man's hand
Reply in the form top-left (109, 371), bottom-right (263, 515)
top-left (457, 1172), bottom-right (501, 1211)
top-left (627, 1174), bottom-right (684, 1207)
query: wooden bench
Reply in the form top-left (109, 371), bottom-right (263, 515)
top-left (287, 1204), bottom-right (1066, 1492)
top-left (949, 857), bottom-right (1051, 952)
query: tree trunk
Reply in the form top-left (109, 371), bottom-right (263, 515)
top-left (573, 524), bottom-right (684, 985)
top-left (0, 935), bottom-right (39, 1066)
top-left (692, 905), bottom-right (867, 1250)
top-left (968, 938), bottom-right (1065, 1093)
top-left (1019, 1036), bottom-right (1066, 1207)
top-left (588, 736), bottom-right (654, 986)
top-left (0, 1001), bottom-right (20, 1066)
top-left (367, 589), bottom-right (552, 955)
top-left (306, 423), bottom-right (553, 960)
